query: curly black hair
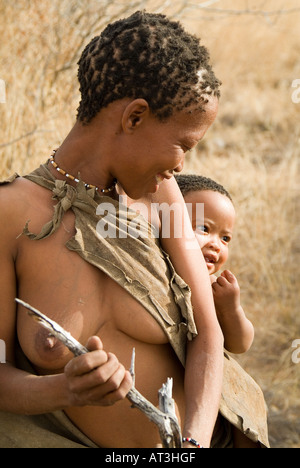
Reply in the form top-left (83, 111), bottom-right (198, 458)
top-left (77, 11), bottom-right (221, 124)
top-left (175, 174), bottom-right (232, 201)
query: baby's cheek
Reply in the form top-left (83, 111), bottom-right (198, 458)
top-left (195, 232), bottom-right (205, 249)
top-left (219, 248), bottom-right (229, 268)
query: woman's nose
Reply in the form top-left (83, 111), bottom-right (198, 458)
top-left (174, 159), bottom-right (184, 174)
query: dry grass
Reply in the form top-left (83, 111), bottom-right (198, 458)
top-left (0, 0), bottom-right (299, 448)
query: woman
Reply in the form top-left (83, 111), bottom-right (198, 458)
top-left (0, 11), bottom-right (268, 448)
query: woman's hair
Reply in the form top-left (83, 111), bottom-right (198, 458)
top-left (175, 174), bottom-right (233, 201)
top-left (77, 11), bottom-right (221, 124)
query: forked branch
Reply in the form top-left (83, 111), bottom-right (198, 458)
top-left (15, 298), bottom-right (182, 448)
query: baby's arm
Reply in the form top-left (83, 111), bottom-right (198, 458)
top-left (212, 270), bottom-right (254, 354)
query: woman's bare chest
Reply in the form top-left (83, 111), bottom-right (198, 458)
top-left (16, 215), bottom-right (167, 373)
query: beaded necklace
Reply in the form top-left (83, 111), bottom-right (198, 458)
top-left (49, 149), bottom-right (117, 193)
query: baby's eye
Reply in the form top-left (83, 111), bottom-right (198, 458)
top-left (222, 236), bottom-right (231, 243)
top-left (196, 225), bottom-right (208, 234)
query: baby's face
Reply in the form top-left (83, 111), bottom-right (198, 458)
top-left (184, 190), bottom-right (236, 275)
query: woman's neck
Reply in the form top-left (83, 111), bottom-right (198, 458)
top-left (49, 120), bottom-right (116, 191)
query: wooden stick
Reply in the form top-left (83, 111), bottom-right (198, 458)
top-left (15, 298), bottom-right (182, 448)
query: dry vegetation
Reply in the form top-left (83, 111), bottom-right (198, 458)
top-left (0, 0), bottom-right (299, 448)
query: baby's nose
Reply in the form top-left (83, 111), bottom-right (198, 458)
top-left (207, 237), bottom-right (221, 251)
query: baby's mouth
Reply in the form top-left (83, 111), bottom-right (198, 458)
top-left (204, 254), bottom-right (218, 265)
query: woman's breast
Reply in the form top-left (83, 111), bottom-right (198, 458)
top-left (16, 264), bottom-right (170, 375)
top-left (103, 278), bottom-right (170, 345)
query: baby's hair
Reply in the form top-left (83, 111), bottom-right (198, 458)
top-left (175, 174), bottom-right (233, 201)
top-left (77, 10), bottom-right (221, 124)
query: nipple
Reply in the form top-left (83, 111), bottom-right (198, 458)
top-left (34, 327), bottom-right (67, 368)
top-left (35, 328), bottom-right (60, 355)
top-left (45, 334), bottom-right (57, 350)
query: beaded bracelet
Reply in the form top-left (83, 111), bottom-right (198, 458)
top-left (182, 437), bottom-right (204, 448)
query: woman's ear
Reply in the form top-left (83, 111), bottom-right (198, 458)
top-left (122, 99), bottom-right (150, 134)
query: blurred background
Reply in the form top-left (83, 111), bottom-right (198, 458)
top-left (0, 0), bottom-right (299, 448)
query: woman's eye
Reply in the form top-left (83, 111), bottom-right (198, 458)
top-left (182, 144), bottom-right (192, 153)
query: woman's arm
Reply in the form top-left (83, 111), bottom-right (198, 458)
top-left (153, 177), bottom-right (224, 448)
top-left (0, 195), bottom-right (132, 416)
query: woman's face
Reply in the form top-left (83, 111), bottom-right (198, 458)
top-left (115, 97), bottom-right (219, 200)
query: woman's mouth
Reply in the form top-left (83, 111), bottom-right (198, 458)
top-left (155, 171), bottom-right (174, 185)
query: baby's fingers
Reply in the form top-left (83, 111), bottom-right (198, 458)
top-left (216, 275), bottom-right (228, 287)
top-left (221, 270), bottom-right (237, 283)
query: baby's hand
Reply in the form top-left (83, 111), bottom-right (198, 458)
top-left (212, 270), bottom-right (241, 315)
top-left (211, 271), bottom-right (254, 354)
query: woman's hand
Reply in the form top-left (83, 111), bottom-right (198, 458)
top-left (64, 336), bottom-right (133, 407)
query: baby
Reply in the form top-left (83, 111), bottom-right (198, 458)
top-left (176, 174), bottom-right (254, 354)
